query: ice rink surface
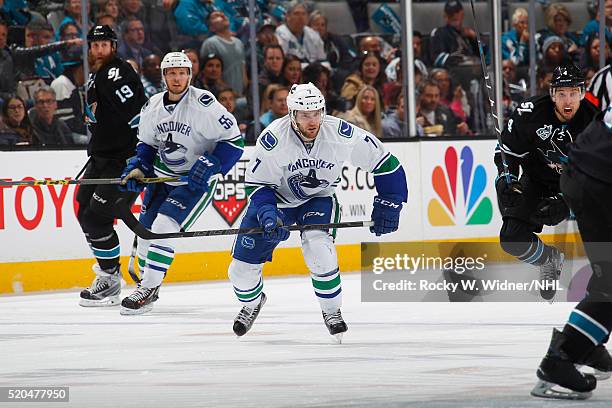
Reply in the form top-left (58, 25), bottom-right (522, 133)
top-left (1, 273), bottom-right (611, 408)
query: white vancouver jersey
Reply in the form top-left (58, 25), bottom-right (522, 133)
top-left (138, 86), bottom-right (242, 183)
top-left (246, 115), bottom-right (401, 208)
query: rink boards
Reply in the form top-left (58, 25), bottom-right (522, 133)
top-left (0, 140), bottom-right (579, 293)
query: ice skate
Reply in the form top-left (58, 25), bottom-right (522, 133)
top-left (322, 309), bottom-right (348, 344)
top-left (531, 329), bottom-right (596, 400)
top-left (233, 293), bottom-right (267, 336)
top-left (79, 264), bottom-right (123, 307)
top-left (120, 285), bottom-right (160, 315)
top-left (577, 343), bottom-right (612, 381)
top-left (539, 247), bottom-right (564, 301)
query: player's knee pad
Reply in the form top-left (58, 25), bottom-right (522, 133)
top-left (499, 219), bottom-right (536, 257)
top-left (301, 230), bottom-right (338, 275)
top-left (228, 258), bottom-right (263, 288)
top-left (78, 207), bottom-right (114, 238)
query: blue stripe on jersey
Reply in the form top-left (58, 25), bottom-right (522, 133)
top-left (568, 310), bottom-right (609, 345)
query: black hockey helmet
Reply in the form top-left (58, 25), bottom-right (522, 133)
top-left (87, 25), bottom-right (117, 46)
top-left (550, 63), bottom-right (585, 89)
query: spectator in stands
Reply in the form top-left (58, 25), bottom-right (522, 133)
top-left (502, 59), bottom-right (525, 116)
top-left (51, 58), bottom-right (86, 143)
top-left (29, 87), bottom-right (71, 146)
top-left (1, 0), bottom-right (31, 26)
top-left (173, 0), bottom-right (213, 39)
top-left (337, 86), bottom-right (382, 138)
top-left (412, 31), bottom-right (430, 67)
top-left (250, 20), bottom-right (279, 71)
top-left (582, 0), bottom-right (612, 46)
top-left (96, 13), bottom-right (117, 28)
top-left (540, 36), bottom-right (570, 68)
top-left (536, 3), bottom-right (579, 62)
top-left (200, 11), bottom-right (246, 97)
top-left (260, 85), bottom-right (289, 128)
top-left (35, 22), bottom-right (65, 81)
top-left (119, 0), bottom-right (141, 20)
top-left (340, 51), bottom-right (386, 108)
top-left (197, 53), bottom-right (227, 96)
top-left (0, 20), bottom-right (15, 103)
top-left (141, 54), bottom-right (163, 98)
top-left (120, 0), bottom-right (174, 54)
top-left (275, 1), bottom-right (326, 64)
top-left (58, 0), bottom-right (89, 38)
top-left (502, 7), bottom-right (530, 66)
top-left (97, 0), bottom-right (120, 21)
top-left (308, 10), bottom-right (356, 78)
top-left (430, 0), bottom-right (479, 67)
top-left (416, 80), bottom-right (469, 136)
top-left (302, 62), bottom-right (342, 113)
top-left (11, 21), bottom-right (82, 102)
top-left (536, 66), bottom-right (553, 95)
top-left (581, 33), bottom-right (610, 71)
top-left (1, 96), bottom-right (33, 145)
top-left (382, 90), bottom-right (422, 139)
top-left (281, 54), bottom-right (302, 87)
top-left (216, 87), bottom-right (247, 133)
top-left (430, 68), bottom-right (471, 125)
top-left (183, 48), bottom-right (202, 88)
top-left (118, 16), bottom-right (155, 68)
top-left (259, 44), bottom-right (284, 96)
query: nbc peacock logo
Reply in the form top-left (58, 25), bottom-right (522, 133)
top-left (428, 146), bottom-right (493, 226)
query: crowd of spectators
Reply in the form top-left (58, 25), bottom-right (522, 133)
top-left (1, 0), bottom-right (611, 146)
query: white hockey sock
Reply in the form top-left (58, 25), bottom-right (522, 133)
top-left (141, 214), bottom-right (178, 289)
top-left (301, 230), bottom-right (342, 311)
top-left (136, 236), bottom-right (150, 280)
top-left (228, 259), bottom-right (264, 307)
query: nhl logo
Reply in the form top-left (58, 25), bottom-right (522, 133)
top-left (212, 159), bottom-right (248, 226)
top-left (536, 124), bottom-right (552, 140)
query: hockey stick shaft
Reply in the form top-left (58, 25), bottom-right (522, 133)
top-left (468, 0), bottom-right (512, 184)
top-left (127, 235), bottom-right (141, 284)
top-left (0, 176), bottom-right (186, 187)
top-left (117, 198), bottom-right (373, 240)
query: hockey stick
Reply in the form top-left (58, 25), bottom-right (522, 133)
top-left (0, 176), bottom-right (186, 187)
top-left (468, 0), bottom-right (513, 185)
top-left (117, 198), bottom-right (374, 240)
top-left (127, 236), bottom-right (141, 284)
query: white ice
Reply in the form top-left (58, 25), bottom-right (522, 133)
top-left (1, 273), bottom-right (611, 408)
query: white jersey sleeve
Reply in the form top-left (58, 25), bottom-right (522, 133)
top-left (137, 98), bottom-right (160, 148)
top-left (245, 130), bottom-right (284, 199)
top-left (348, 127), bottom-right (400, 176)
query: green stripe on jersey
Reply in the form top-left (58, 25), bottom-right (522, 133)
top-left (373, 154), bottom-right (401, 176)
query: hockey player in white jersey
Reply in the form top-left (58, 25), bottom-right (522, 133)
top-left (119, 51), bottom-right (243, 315)
top-left (229, 83), bottom-right (408, 341)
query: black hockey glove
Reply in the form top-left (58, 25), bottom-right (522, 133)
top-left (495, 174), bottom-right (523, 209)
top-left (531, 194), bottom-right (570, 226)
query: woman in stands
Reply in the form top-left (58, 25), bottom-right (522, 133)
top-left (1, 96), bottom-right (34, 145)
top-left (281, 54), bottom-right (302, 87)
top-left (337, 85), bottom-right (382, 138)
top-left (340, 51), bottom-right (386, 109)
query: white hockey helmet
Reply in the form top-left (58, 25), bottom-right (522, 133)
top-left (286, 83), bottom-right (326, 132)
top-left (161, 51), bottom-right (193, 89)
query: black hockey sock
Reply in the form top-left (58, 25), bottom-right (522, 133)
top-left (89, 231), bottom-right (120, 271)
top-left (561, 301), bottom-right (612, 362)
top-left (509, 236), bottom-right (551, 266)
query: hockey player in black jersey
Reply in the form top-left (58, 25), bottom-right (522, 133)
top-left (494, 64), bottom-right (597, 300)
top-left (78, 25), bottom-right (147, 307)
top-left (531, 101), bottom-right (612, 401)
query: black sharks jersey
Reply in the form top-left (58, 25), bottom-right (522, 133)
top-left (495, 95), bottom-right (597, 189)
top-left (86, 57), bottom-right (146, 160)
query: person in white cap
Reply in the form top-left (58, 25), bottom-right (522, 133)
top-left (228, 82), bottom-right (408, 342)
top-left (119, 51), bottom-right (243, 315)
